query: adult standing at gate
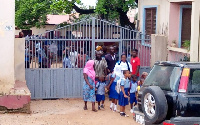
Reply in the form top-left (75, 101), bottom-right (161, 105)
top-left (94, 50), bottom-right (108, 81)
top-left (83, 60), bottom-right (97, 112)
top-left (130, 49), bottom-right (140, 79)
top-left (116, 54), bottom-right (132, 76)
top-left (105, 46), bottom-right (116, 74)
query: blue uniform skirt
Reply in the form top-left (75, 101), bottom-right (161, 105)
top-left (118, 88), bottom-right (129, 106)
top-left (109, 82), bottom-right (119, 100)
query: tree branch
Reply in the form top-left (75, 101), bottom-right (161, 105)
top-left (72, 4), bottom-right (95, 14)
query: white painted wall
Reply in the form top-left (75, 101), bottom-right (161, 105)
top-left (0, 0), bottom-right (15, 93)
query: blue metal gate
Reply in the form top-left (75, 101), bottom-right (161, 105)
top-left (25, 17), bottom-right (151, 99)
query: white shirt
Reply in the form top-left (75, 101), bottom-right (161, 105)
top-left (119, 61), bottom-right (132, 72)
top-left (69, 51), bottom-right (78, 68)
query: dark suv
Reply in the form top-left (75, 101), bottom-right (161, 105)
top-left (135, 61), bottom-right (200, 125)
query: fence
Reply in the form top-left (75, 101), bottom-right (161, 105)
top-left (25, 17), bottom-right (151, 99)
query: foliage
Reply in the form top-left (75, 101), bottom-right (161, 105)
top-left (15, 0), bottom-right (53, 29)
top-left (180, 55), bottom-right (190, 62)
top-left (95, 0), bottom-right (137, 21)
top-left (182, 40), bottom-right (190, 51)
top-left (15, 0), bottom-right (137, 29)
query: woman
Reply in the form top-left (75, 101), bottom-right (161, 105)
top-left (116, 54), bottom-right (132, 75)
top-left (83, 60), bottom-right (97, 112)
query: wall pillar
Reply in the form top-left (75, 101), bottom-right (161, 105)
top-left (190, 0), bottom-right (200, 62)
top-left (151, 34), bottom-right (168, 67)
top-left (0, 0), bottom-right (30, 113)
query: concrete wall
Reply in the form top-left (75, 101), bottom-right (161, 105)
top-left (151, 34), bottom-right (167, 67)
top-left (31, 25), bottom-right (56, 35)
top-left (168, 3), bottom-right (180, 47)
top-left (138, 0), bottom-right (170, 35)
top-left (0, 0), bottom-right (15, 94)
top-left (14, 38), bottom-right (25, 81)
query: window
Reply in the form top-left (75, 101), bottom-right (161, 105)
top-left (188, 69), bottom-right (200, 94)
top-left (145, 8), bottom-right (156, 35)
top-left (144, 65), bottom-right (182, 91)
top-left (179, 5), bottom-right (192, 48)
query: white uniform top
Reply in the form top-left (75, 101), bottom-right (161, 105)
top-left (69, 51), bottom-right (78, 68)
top-left (119, 61), bottom-right (132, 72)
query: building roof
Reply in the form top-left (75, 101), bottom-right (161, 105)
top-left (46, 15), bottom-right (70, 25)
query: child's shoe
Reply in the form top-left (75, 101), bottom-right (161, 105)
top-left (100, 104), bottom-right (104, 109)
top-left (98, 106), bottom-right (101, 110)
top-left (120, 112), bottom-right (125, 116)
top-left (113, 105), bottom-right (119, 112)
top-left (130, 109), bottom-right (134, 113)
top-left (124, 113), bottom-right (129, 117)
top-left (110, 103), bottom-right (114, 111)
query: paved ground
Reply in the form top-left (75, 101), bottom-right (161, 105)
top-left (0, 98), bottom-right (139, 125)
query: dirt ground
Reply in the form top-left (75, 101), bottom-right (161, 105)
top-left (0, 98), bottom-right (140, 125)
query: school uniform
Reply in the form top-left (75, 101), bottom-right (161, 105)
top-left (109, 73), bottom-right (120, 100)
top-left (96, 81), bottom-right (107, 102)
top-left (130, 81), bottom-right (137, 104)
top-left (118, 78), bottom-right (130, 106)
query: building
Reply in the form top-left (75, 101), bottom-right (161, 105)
top-left (138, 0), bottom-right (200, 62)
top-left (15, 13), bottom-right (79, 37)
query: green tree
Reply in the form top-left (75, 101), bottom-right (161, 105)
top-left (15, 0), bottom-right (137, 29)
top-left (15, 0), bottom-right (54, 29)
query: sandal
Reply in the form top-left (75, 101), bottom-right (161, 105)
top-left (92, 109), bottom-right (98, 112)
top-left (83, 106), bottom-right (88, 110)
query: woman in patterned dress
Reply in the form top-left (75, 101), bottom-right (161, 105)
top-left (83, 60), bottom-right (97, 112)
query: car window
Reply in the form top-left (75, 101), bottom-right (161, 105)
top-left (144, 65), bottom-right (182, 91)
top-left (188, 69), bottom-right (200, 94)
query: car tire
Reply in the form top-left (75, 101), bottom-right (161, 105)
top-left (141, 86), bottom-right (168, 124)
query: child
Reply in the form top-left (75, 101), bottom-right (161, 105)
top-left (96, 76), bottom-right (107, 110)
top-left (136, 78), bottom-right (145, 98)
top-left (107, 65), bottom-right (121, 112)
top-left (129, 75), bottom-right (138, 113)
top-left (119, 70), bottom-right (131, 117)
top-left (137, 72), bottom-right (148, 92)
top-left (141, 72), bottom-right (148, 80)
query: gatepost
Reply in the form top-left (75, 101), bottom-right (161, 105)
top-left (0, 0), bottom-right (31, 113)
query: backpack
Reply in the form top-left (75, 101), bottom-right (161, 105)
top-left (115, 78), bottom-right (125, 94)
top-left (118, 60), bottom-right (130, 71)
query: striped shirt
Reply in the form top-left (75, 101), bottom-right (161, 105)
top-left (94, 58), bottom-right (108, 77)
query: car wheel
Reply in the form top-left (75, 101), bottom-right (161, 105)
top-left (141, 86), bottom-right (168, 124)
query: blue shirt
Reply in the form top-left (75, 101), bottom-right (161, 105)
top-left (120, 78), bottom-right (130, 89)
top-left (130, 81), bottom-right (137, 93)
top-left (37, 48), bottom-right (46, 62)
top-left (25, 48), bottom-right (29, 61)
top-left (111, 73), bottom-right (121, 82)
top-left (63, 57), bottom-right (72, 68)
top-left (96, 82), bottom-right (107, 95)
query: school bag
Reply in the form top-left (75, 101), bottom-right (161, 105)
top-left (115, 78), bottom-right (126, 94)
